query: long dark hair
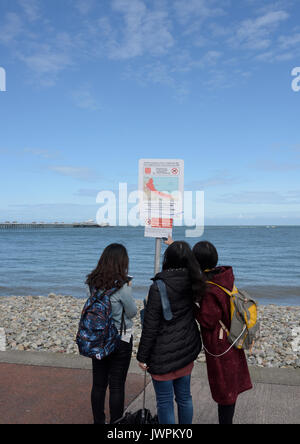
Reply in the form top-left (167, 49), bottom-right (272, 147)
top-left (86, 243), bottom-right (129, 291)
top-left (163, 241), bottom-right (206, 303)
top-left (192, 241), bottom-right (218, 280)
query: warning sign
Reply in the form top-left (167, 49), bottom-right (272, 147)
top-left (139, 159), bottom-right (184, 238)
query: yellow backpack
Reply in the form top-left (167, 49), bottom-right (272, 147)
top-left (206, 281), bottom-right (260, 353)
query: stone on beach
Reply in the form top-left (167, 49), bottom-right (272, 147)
top-left (0, 294), bottom-right (299, 369)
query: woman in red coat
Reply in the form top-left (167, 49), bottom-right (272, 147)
top-left (192, 241), bottom-right (252, 424)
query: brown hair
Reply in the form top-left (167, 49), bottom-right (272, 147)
top-left (86, 243), bottom-right (129, 291)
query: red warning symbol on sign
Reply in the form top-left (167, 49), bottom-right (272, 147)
top-left (171, 168), bottom-right (179, 175)
top-left (151, 218), bottom-right (173, 228)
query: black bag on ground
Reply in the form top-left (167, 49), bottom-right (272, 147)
top-left (113, 371), bottom-right (158, 425)
top-left (114, 408), bottom-right (158, 425)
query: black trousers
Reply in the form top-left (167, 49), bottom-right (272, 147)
top-left (91, 339), bottom-right (133, 424)
top-left (218, 403), bottom-right (236, 424)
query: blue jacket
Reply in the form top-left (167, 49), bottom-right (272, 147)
top-left (110, 284), bottom-right (137, 332)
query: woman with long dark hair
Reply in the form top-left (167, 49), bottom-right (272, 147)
top-left (137, 241), bottom-right (205, 424)
top-left (86, 243), bottom-right (137, 424)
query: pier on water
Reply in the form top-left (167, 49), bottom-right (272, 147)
top-left (0, 223), bottom-right (73, 229)
top-left (0, 223), bottom-right (106, 229)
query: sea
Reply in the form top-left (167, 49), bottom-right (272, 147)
top-left (0, 226), bottom-right (299, 306)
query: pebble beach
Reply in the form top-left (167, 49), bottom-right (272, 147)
top-left (0, 294), bottom-right (299, 369)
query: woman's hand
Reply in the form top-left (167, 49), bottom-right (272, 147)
top-left (164, 235), bottom-right (174, 246)
top-left (138, 362), bottom-right (149, 371)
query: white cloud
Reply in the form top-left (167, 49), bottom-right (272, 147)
top-left (195, 50), bottom-right (222, 68)
top-left (49, 166), bottom-right (97, 181)
top-left (133, 60), bottom-right (175, 86)
top-left (0, 12), bottom-right (23, 45)
top-left (217, 190), bottom-right (300, 205)
top-left (278, 33), bottom-right (300, 49)
top-left (251, 160), bottom-right (300, 172)
top-left (0, 0), bottom-right (297, 94)
top-left (17, 42), bottom-right (73, 86)
top-left (18, 0), bottom-right (40, 22)
top-left (255, 38), bottom-right (299, 63)
top-left (74, 189), bottom-right (100, 197)
top-left (188, 170), bottom-right (240, 189)
top-left (24, 148), bottom-right (61, 159)
top-left (19, 46), bottom-right (72, 75)
top-left (174, 0), bottom-right (224, 25)
top-left (71, 86), bottom-right (101, 111)
top-left (102, 0), bottom-right (174, 60)
top-left (232, 10), bottom-right (289, 50)
top-left (75, 0), bottom-right (95, 16)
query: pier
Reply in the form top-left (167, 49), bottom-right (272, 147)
top-left (0, 223), bottom-right (109, 229)
top-left (0, 224), bottom-right (72, 229)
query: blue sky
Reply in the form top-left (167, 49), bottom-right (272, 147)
top-left (0, 0), bottom-right (300, 225)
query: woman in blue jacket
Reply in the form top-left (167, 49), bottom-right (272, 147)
top-left (86, 244), bottom-right (137, 424)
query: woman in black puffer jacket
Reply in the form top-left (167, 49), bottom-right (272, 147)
top-left (137, 241), bottom-right (205, 424)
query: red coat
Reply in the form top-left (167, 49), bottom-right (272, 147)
top-left (196, 266), bottom-right (252, 405)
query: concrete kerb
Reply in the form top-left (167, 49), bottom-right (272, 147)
top-left (0, 350), bottom-right (92, 371)
top-left (0, 350), bottom-right (300, 386)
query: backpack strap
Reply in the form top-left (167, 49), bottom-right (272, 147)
top-left (206, 281), bottom-right (238, 297)
top-left (201, 281), bottom-right (249, 357)
top-left (156, 280), bottom-right (173, 321)
top-left (206, 281), bottom-right (239, 323)
top-left (90, 286), bottom-right (118, 300)
top-left (120, 308), bottom-right (126, 336)
top-left (89, 286), bottom-right (125, 335)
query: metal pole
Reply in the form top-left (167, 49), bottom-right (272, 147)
top-left (154, 237), bottom-right (162, 275)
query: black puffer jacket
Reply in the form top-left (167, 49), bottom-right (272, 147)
top-left (137, 268), bottom-right (202, 375)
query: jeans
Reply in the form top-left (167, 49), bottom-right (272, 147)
top-left (152, 375), bottom-right (193, 424)
top-left (91, 339), bottom-right (133, 424)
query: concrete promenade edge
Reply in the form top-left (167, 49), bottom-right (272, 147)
top-left (1, 350), bottom-right (300, 386)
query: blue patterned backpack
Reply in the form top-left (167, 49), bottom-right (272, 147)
top-left (76, 287), bottom-right (121, 360)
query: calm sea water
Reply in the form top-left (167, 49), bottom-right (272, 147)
top-left (0, 226), bottom-right (299, 306)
